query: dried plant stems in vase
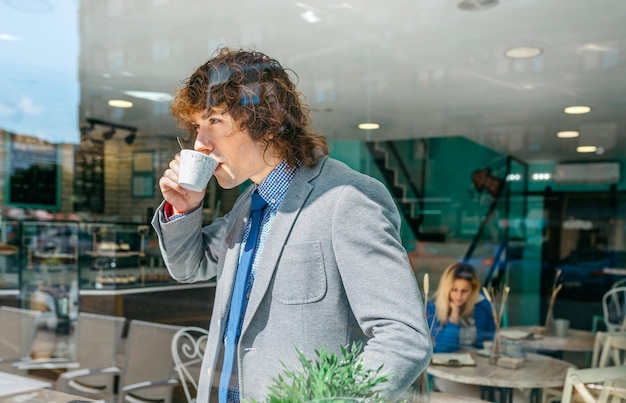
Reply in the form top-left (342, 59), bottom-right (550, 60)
top-left (483, 286), bottom-right (510, 365)
top-left (543, 269), bottom-right (563, 335)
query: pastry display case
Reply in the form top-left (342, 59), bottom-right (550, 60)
top-left (20, 221), bottom-right (80, 330)
top-left (0, 220), bottom-right (20, 291)
top-left (78, 222), bottom-right (173, 290)
top-left (0, 220), bottom-right (213, 326)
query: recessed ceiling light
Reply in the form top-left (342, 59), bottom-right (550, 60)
top-left (457, 0), bottom-right (499, 11)
top-left (124, 90), bottom-right (174, 102)
top-left (358, 123), bottom-right (380, 130)
top-left (107, 99), bottom-right (134, 108)
top-left (300, 10), bottom-right (320, 23)
top-left (505, 46), bottom-right (543, 59)
top-left (564, 105), bottom-right (592, 114)
top-left (556, 131), bottom-right (580, 138)
top-left (576, 145), bottom-right (597, 153)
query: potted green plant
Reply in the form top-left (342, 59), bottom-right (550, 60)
top-left (247, 341), bottom-right (392, 403)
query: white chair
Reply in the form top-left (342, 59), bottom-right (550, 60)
top-left (543, 332), bottom-right (626, 403)
top-left (171, 326), bottom-right (210, 403)
top-left (0, 306), bottom-right (41, 372)
top-left (598, 334), bottom-right (626, 368)
top-left (20, 312), bottom-right (126, 397)
top-left (560, 365), bottom-right (626, 403)
top-left (603, 287), bottom-right (626, 332)
top-left (591, 332), bottom-right (626, 371)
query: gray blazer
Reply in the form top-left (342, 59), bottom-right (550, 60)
top-left (152, 156), bottom-right (432, 402)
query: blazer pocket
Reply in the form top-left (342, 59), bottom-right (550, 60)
top-left (274, 241), bottom-right (327, 304)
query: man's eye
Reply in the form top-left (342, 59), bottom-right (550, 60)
top-left (209, 118), bottom-right (220, 124)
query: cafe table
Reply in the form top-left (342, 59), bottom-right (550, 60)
top-left (430, 391), bottom-right (491, 402)
top-left (0, 370), bottom-right (52, 397)
top-left (0, 388), bottom-right (97, 402)
top-left (426, 351), bottom-right (575, 403)
top-left (502, 326), bottom-right (595, 354)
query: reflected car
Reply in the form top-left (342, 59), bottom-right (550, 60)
top-left (557, 249), bottom-right (626, 300)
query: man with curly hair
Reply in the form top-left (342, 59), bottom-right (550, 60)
top-left (152, 47), bottom-right (432, 403)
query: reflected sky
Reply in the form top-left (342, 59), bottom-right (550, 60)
top-left (0, 0), bottom-right (79, 144)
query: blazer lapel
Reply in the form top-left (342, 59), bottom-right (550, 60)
top-left (217, 186), bottom-right (255, 321)
top-left (241, 160), bottom-right (324, 334)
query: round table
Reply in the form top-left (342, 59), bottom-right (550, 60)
top-left (431, 391), bottom-right (491, 402)
top-left (503, 325), bottom-right (595, 353)
top-left (427, 351), bottom-right (575, 403)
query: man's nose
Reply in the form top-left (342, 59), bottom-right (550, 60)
top-left (194, 132), bottom-right (212, 152)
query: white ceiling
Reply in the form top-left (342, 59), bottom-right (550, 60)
top-left (3, 0), bottom-right (626, 164)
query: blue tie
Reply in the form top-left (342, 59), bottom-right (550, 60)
top-left (219, 191), bottom-right (267, 403)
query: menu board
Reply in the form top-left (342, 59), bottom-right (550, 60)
top-left (7, 133), bottom-right (59, 208)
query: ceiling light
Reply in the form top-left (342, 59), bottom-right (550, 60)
top-left (505, 46), bottom-right (543, 59)
top-left (532, 173), bottom-right (551, 181)
top-left (107, 99), bottom-right (134, 108)
top-left (576, 145), bottom-right (597, 153)
top-left (300, 10), bottom-right (320, 23)
top-left (564, 105), bottom-right (591, 114)
top-left (358, 123), bottom-right (380, 130)
top-left (80, 123), bottom-right (95, 136)
top-left (556, 131), bottom-right (580, 138)
top-left (102, 128), bottom-right (116, 140)
top-left (124, 132), bottom-right (137, 145)
top-left (123, 90), bottom-right (174, 102)
top-left (457, 0), bottom-right (499, 11)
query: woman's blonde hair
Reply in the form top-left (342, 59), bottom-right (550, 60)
top-left (433, 263), bottom-right (480, 324)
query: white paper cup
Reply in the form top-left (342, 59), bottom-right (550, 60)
top-left (178, 149), bottom-right (218, 192)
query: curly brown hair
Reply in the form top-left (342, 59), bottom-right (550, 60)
top-left (170, 47), bottom-right (329, 167)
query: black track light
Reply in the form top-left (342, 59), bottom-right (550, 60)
top-left (102, 128), bottom-right (116, 140)
top-left (124, 131), bottom-right (136, 145)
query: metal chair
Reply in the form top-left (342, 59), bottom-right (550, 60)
top-left (593, 281), bottom-right (626, 333)
top-left (22, 312), bottom-right (126, 398)
top-left (57, 319), bottom-right (181, 402)
top-left (171, 326), bottom-right (210, 403)
top-left (603, 286), bottom-right (626, 332)
top-left (118, 320), bottom-right (182, 403)
top-left (560, 365), bottom-right (626, 403)
top-left (0, 306), bottom-right (41, 372)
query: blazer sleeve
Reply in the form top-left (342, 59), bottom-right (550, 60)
top-left (151, 200), bottom-right (230, 282)
top-left (329, 176), bottom-right (433, 400)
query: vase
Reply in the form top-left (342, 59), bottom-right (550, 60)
top-left (489, 331), bottom-right (502, 365)
top-left (411, 371), bottom-right (431, 402)
top-left (543, 306), bottom-right (555, 335)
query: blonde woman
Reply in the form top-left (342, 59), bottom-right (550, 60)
top-left (426, 262), bottom-right (495, 353)
top-left (427, 263), bottom-right (529, 402)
